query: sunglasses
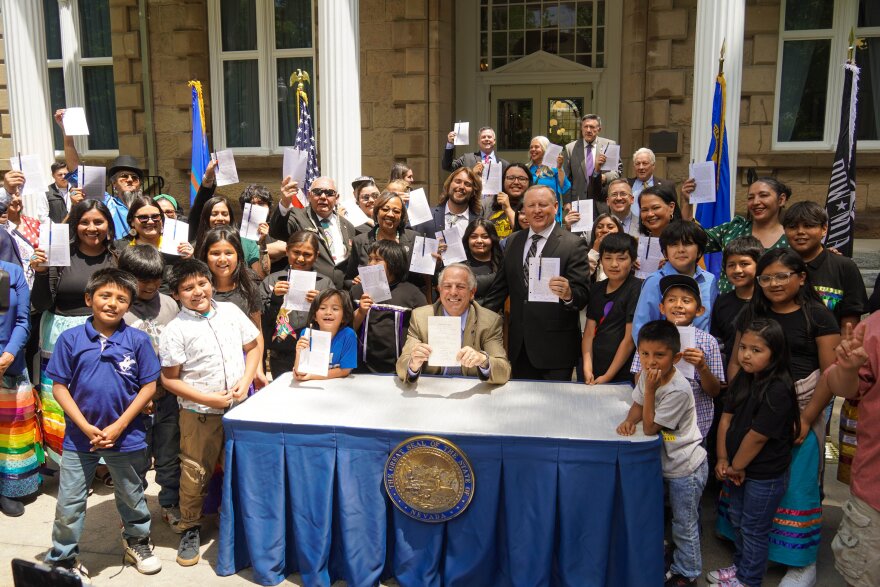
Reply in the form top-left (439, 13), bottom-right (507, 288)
top-left (135, 214), bottom-right (162, 223)
top-left (310, 188), bottom-right (337, 198)
top-left (117, 173), bottom-right (141, 182)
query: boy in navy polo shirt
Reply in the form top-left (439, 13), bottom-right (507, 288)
top-left (44, 268), bottom-right (162, 578)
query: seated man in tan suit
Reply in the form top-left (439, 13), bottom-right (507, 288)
top-left (397, 264), bottom-right (511, 384)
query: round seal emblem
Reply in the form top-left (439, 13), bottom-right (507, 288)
top-left (384, 435), bottom-right (475, 523)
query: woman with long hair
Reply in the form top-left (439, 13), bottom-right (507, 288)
top-left (462, 219), bottom-right (503, 302)
top-left (116, 196), bottom-right (194, 265)
top-left (638, 184), bottom-right (682, 238)
top-left (389, 162), bottom-right (414, 186)
top-left (487, 163), bottom-right (532, 238)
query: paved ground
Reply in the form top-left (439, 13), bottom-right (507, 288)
top-left (0, 406), bottom-right (852, 587)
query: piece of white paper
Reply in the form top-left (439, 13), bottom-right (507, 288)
top-left (406, 188), bottom-right (433, 227)
top-left (358, 263), bottom-right (392, 302)
top-left (528, 256), bottom-right (560, 302)
top-left (635, 236), bottom-right (664, 279)
top-left (298, 328), bottom-right (331, 377)
top-left (62, 107), bottom-right (90, 136)
top-left (160, 218), bottom-right (189, 256)
top-left (239, 203), bottom-right (269, 241)
top-left (436, 227), bottom-right (468, 266)
top-left (481, 161), bottom-right (503, 195)
top-left (688, 161), bottom-right (716, 204)
top-left (541, 143), bottom-right (563, 169)
top-left (569, 199), bottom-right (594, 233)
top-left (600, 144), bottom-right (621, 172)
top-left (214, 150), bottom-right (239, 187)
top-left (409, 235), bottom-right (439, 275)
top-left (77, 165), bottom-right (107, 200)
top-left (38, 221), bottom-right (70, 267)
top-left (339, 196), bottom-right (371, 227)
top-left (427, 316), bottom-right (462, 367)
top-left (10, 154), bottom-right (48, 196)
top-left (675, 326), bottom-right (696, 379)
top-left (453, 122), bottom-right (470, 146)
top-left (284, 269), bottom-right (317, 313)
top-left (282, 147), bottom-right (309, 186)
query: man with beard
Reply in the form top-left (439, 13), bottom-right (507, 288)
top-left (54, 109), bottom-right (136, 238)
top-left (411, 167), bottom-right (483, 237)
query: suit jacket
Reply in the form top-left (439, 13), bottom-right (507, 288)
top-left (396, 301), bottom-right (511, 384)
top-left (268, 205), bottom-right (355, 288)
top-left (45, 184), bottom-right (69, 223)
top-left (562, 136), bottom-right (621, 214)
top-left (345, 228), bottom-right (420, 285)
top-left (482, 224), bottom-right (590, 370)
top-left (411, 204), bottom-right (480, 238)
top-left (626, 176), bottom-right (677, 198)
top-left (441, 149), bottom-right (509, 173)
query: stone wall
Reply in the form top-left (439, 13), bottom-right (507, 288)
top-left (0, 17), bottom-right (11, 164)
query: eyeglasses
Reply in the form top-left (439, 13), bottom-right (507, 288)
top-left (135, 214), bottom-right (162, 223)
top-left (310, 188), bottom-right (337, 198)
top-left (504, 176), bottom-right (530, 183)
top-left (117, 173), bottom-right (140, 182)
top-left (756, 271), bottom-right (798, 287)
top-left (360, 193), bottom-right (379, 202)
top-left (608, 191), bottom-right (632, 199)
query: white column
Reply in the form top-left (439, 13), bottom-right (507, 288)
top-left (3, 0), bottom-right (55, 218)
top-left (691, 0), bottom-right (745, 217)
top-left (317, 0), bottom-right (362, 191)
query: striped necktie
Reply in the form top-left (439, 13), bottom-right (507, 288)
top-left (522, 234), bottom-right (541, 289)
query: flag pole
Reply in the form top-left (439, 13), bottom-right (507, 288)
top-left (289, 69), bottom-right (311, 126)
top-left (847, 28), bottom-right (866, 65)
top-left (718, 39), bottom-right (726, 76)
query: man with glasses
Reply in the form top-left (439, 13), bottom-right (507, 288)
top-left (270, 176), bottom-right (355, 288)
top-left (351, 176), bottom-right (379, 234)
top-left (442, 126), bottom-right (509, 173)
top-left (605, 178), bottom-right (641, 239)
top-left (562, 114), bottom-right (622, 215)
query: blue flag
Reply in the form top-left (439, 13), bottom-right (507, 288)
top-left (696, 73), bottom-right (731, 278)
top-left (189, 81), bottom-right (209, 206)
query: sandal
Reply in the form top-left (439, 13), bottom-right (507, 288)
top-left (96, 470), bottom-right (114, 488)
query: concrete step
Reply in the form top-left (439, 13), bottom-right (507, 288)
top-left (853, 239), bottom-right (880, 293)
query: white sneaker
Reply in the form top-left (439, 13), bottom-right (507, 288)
top-left (706, 564), bottom-right (737, 583)
top-left (54, 559), bottom-right (90, 580)
top-left (779, 563), bottom-right (817, 587)
top-left (123, 535), bottom-right (162, 575)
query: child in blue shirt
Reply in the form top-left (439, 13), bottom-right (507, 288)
top-left (632, 220), bottom-right (718, 343)
top-left (295, 288), bottom-right (358, 381)
top-left (45, 268), bottom-right (162, 577)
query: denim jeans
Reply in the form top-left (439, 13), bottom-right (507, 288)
top-left (144, 392), bottom-right (181, 508)
top-left (667, 459), bottom-right (709, 578)
top-left (46, 448), bottom-right (152, 564)
top-left (726, 473), bottom-right (789, 587)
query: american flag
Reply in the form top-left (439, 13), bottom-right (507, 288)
top-left (294, 96), bottom-right (320, 198)
top-left (824, 62), bottom-right (859, 257)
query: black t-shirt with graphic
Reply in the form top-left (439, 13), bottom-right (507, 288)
top-left (586, 273), bottom-right (642, 382)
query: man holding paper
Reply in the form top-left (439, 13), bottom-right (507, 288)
top-left (562, 114), bottom-right (622, 214)
top-left (627, 148), bottom-right (676, 199)
top-left (482, 185), bottom-right (590, 381)
top-left (397, 264), bottom-right (510, 384)
top-left (442, 126), bottom-right (509, 173)
top-left (411, 168), bottom-right (483, 237)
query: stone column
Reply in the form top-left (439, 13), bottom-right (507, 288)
top-left (3, 0), bottom-right (54, 217)
top-left (691, 0), bottom-right (745, 215)
top-left (318, 0), bottom-right (362, 190)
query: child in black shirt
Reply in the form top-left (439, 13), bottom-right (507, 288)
top-left (710, 236), bottom-right (763, 368)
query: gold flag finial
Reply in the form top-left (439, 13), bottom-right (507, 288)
top-left (288, 70), bottom-right (311, 125)
top-left (847, 28), bottom-right (866, 64)
top-left (718, 39), bottom-right (726, 76)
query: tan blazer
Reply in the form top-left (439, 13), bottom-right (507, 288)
top-left (396, 301), bottom-right (511, 384)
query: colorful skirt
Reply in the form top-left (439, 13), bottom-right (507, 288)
top-left (716, 430), bottom-right (822, 567)
top-left (837, 399), bottom-right (858, 484)
top-left (0, 371), bottom-right (40, 498)
top-left (39, 312), bottom-right (89, 466)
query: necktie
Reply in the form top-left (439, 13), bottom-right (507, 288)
top-left (522, 234), bottom-right (542, 289)
top-left (483, 153), bottom-right (489, 164)
top-left (585, 143), bottom-right (594, 184)
top-left (448, 213), bottom-right (466, 230)
top-left (319, 217), bottom-right (334, 257)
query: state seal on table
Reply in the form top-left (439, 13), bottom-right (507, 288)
top-left (384, 435), bottom-right (475, 523)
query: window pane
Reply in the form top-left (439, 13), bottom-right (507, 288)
top-left (223, 60), bottom-right (261, 147)
top-left (860, 0), bottom-right (880, 27)
top-left (82, 66), bottom-right (118, 150)
top-left (44, 0), bottom-right (62, 60)
top-left (558, 3), bottom-right (576, 28)
top-left (496, 99), bottom-right (533, 151)
top-left (79, 0), bottom-right (111, 58)
top-left (277, 57), bottom-right (315, 147)
top-left (784, 0), bottom-right (834, 31)
top-left (777, 40), bottom-right (831, 142)
top-left (576, 3), bottom-right (593, 27)
top-left (548, 97), bottom-right (584, 146)
top-left (221, 0), bottom-right (257, 51)
top-left (48, 68), bottom-right (66, 151)
top-left (857, 37), bottom-right (880, 141)
top-left (275, 0), bottom-right (312, 49)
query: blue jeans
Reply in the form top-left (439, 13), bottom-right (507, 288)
top-left (726, 473), bottom-right (789, 587)
top-left (46, 448), bottom-right (152, 564)
top-left (667, 459), bottom-right (708, 578)
top-left (144, 393), bottom-right (181, 508)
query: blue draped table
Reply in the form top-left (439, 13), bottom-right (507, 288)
top-left (217, 373), bottom-right (663, 587)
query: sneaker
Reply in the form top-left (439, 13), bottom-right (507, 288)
top-left (707, 564), bottom-right (738, 583)
top-left (664, 573), bottom-right (696, 586)
top-left (123, 535), bottom-right (162, 575)
top-left (0, 495), bottom-right (24, 517)
top-left (716, 579), bottom-right (744, 587)
top-left (162, 505), bottom-right (183, 533)
top-left (176, 527), bottom-right (201, 566)
top-left (52, 558), bottom-right (90, 580)
top-left (779, 563), bottom-right (817, 587)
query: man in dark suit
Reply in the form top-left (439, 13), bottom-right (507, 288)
top-left (45, 161), bottom-right (70, 223)
top-left (482, 185), bottom-right (590, 381)
top-left (269, 176), bottom-right (355, 288)
top-left (411, 167), bottom-right (483, 237)
top-left (627, 147), bottom-right (676, 199)
top-left (561, 114), bottom-right (622, 216)
top-left (442, 126), bottom-right (509, 173)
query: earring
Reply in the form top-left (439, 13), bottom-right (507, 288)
top-left (128, 227), bottom-right (137, 238)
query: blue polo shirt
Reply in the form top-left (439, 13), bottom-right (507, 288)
top-left (631, 262), bottom-right (718, 344)
top-left (45, 318), bottom-right (161, 453)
